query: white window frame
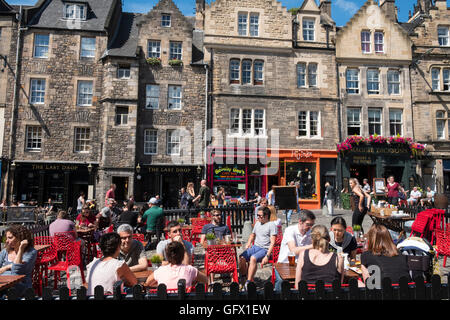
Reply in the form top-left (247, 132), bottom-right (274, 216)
top-left (30, 78), bottom-right (46, 104)
top-left (148, 40), bottom-right (161, 58)
top-left (167, 129), bottom-right (180, 155)
top-left (374, 31), bottom-right (384, 53)
top-left (144, 129), bottom-right (158, 155)
top-left (347, 108), bottom-right (361, 136)
top-left (161, 14), bottom-right (171, 27)
top-left (228, 108), bottom-right (266, 137)
top-left (387, 70), bottom-right (400, 95)
top-left (389, 109), bottom-right (403, 137)
top-left (115, 106), bottom-right (129, 126)
top-left (230, 59), bottom-right (240, 84)
top-left (249, 13), bottom-right (259, 37)
top-left (297, 63), bottom-right (306, 88)
top-left (77, 80), bottom-right (93, 106)
top-left (302, 18), bottom-right (315, 42)
top-left (168, 85), bottom-right (182, 110)
top-left (297, 111), bottom-right (321, 139)
top-left (438, 26), bottom-right (449, 47)
top-left (80, 37), bottom-right (96, 59)
top-left (253, 60), bottom-right (264, 85)
top-left (436, 111), bottom-right (446, 140)
top-left (432, 68), bottom-right (441, 91)
top-left (25, 126), bottom-right (42, 151)
top-left (229, 108), bottom-right (240, 134)
top-left (241, 60), bottom-right (252, 85)
top-left (33, 34), bottom-right (49, 58)
top-left (346, 69), bottom-right (360, 94)
top-left (64, 3), bottom-right (86, 20)
top-left (74, 127), bottom-right (90, 153)
top-left (146, 84), bottom-right (159, 110)
top-left (169, 41), bottom-right (182, 60)
top-left (238, 13), bottom-right (248, 36)
top-left (361, 31), bottom-right (371, 54)
top-left (368, 108), bottom-right (382, 136)
top-left (117, 65), bottom-right (131, 79)
top-left (367, 69), bottom-right (380, 95)
top-left (308, 63), bottom-right (318, 88)
top-left (443, 69), bottom-right (450, 91)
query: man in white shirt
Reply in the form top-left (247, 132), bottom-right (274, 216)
top-left (274, 210), bottom-right (316, 291)
top-left (407, 187), bottom-right (422, 206)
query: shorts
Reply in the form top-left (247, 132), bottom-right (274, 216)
top-left (240, 245), bottom-right (268, 262)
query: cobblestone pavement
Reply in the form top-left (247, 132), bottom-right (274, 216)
top-left (145, 208), bottom-right (449, 290)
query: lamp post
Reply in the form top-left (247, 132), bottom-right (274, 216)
top-left (196, 165), bottom-right (202, 190)
top-left (10, 161), bottom-right (16, 203)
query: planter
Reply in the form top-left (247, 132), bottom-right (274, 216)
top-left (207, 239), bottom-right (216, 246)
top-left (146, 58), bottom-right (162, 67)
top-left (168, 59), bottom-right (183, 67)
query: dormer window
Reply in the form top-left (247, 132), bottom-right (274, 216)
top-left (64, 3), bottom-right (87, 20)
top-left (302, 18), bottom-right (315, 41)
top-left (162, 14), bottom-right (171, 27)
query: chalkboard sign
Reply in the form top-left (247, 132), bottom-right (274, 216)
top-left (6, 207), bottom-right (36, 223)
top-left (274, 186), bottom-right (298, 210)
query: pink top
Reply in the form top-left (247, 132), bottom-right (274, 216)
top-left (153, 264), bottom-right (198, 290)
top-left (105, 189), bottom-right (115, 205)
top-left (387, 182), bottom-right (400, 198)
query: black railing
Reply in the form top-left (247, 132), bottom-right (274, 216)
top-left (3, 274), bottom-right (449, 301)
top-left (398, 205), bottom-right (450, 223)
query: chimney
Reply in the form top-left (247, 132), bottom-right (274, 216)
top-left (435, 0), bottom-right (447, 10)
top-left (380, 0), bottom-right (397, 21)
top-left (319, 0), bottom-right (332, 17)
top-left (195, 0), bottom-right (205, 30)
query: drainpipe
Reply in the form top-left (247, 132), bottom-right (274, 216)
top-left (203, 64), bottom-right (209, 181)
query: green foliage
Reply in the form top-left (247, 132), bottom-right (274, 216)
top-left (150, 255), bottom-right (162, 264)
top-left (146, 57), bottom-right (161, 66)
top-left (205, 232), bottom-right (216, 240)
top-left (168, 59), bottom-right (183, 66)
top-left (341, 192), bottom-right (351, 210)
top-left (352, 225), bottom-right (361, 232)
top-left (288, 7), bottom-right (299, 15)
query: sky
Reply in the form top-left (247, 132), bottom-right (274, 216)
top-left (5, 0), bottom-right (450, 27)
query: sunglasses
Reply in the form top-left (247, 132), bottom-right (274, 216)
top-left (257, 214), bottom-right (264, 218)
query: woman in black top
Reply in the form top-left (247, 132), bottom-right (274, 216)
top-left (295, 225), bottom-right (344, 287)
top-left (217, 187), bottom-right (225, 208)
top-left (361, 224), bottom-right (411, 285)
top-left (329, 217), bottom-right (358, 259)
top-left (350, 178), bottom-right (367, 233)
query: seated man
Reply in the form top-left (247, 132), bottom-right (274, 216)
top-left (96, 199), bottom-right (114, 231)
top-left (117, 224), bottom-right (148, 272)
top-left (156, 221), bottom-right (194, 265)
top-left (239, 206), bottom-right (277, 289)
top-left (200, 209), bottom-right (231, 248)
top-left (407, 187), bottom-right (422, 206)
top-left (274, 210), bottom-right (316, 291)
top-left (49, 210), bottom-right (77, 239)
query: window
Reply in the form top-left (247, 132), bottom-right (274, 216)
top-left (389, 109), bottom-right (403, 136)
top-left (115, 106), bottom-right (128, 126)
top-left (367, 69), bottom-right (380, 95)
top-left (308, 63), bottom-right (317, 87)
top-left (77, 81), bottom-right (93, 106)
top-left (253, 60), bottom-right (264, 85)
top-left (249, 14), bottom-right (259, 37)
top-left (148, 40), bottom-right (161, 58)
top-left (161, 14), bottom-right (171, 27)
top-left (347, 108), bottom-right (361, 136)
top-left (74, 127), bottom-right (90, 153)
top-left (229, 108), bottom-right (265, 136)
top-left (146, 85), bottom-right (159, 109)
top-left (80, 37), bottom-right (95, 58)
top-left (117, 65), bottom-right (131, 79)
top-left (432, 68), bottom-right (440, 91)
top-left (297, 63), bottom-right (306, 88)
top-left (168, 85), bottom-right (182, 110)
top-left (368, 108), bottom-right (382, 136)
top-left (436, 111), bottom-right (446, 139)
top-left (444, 69), bottom-right (450, 91)
top-left (33, 34), bottom-right (49, 58)
top-left (25, 126), bottom-right (42, 151)
top-left (374, 32), bottom-right (384, 53)
top-left (361, 31), bottom-right (371, 53)
top-left (298, 111), bottom-right (320, 138)
top-left (303, 19), bottom-right (315, 41)
top-left (169, 42), bottom-right (182, 60)
top-left (30, 79), bottom-right (46, 104)
top-left (238, 13), bottom-right (248, 36)
top-left (64, 3), bottom-right (86, 20)
top-left (167, 130), bottom-right (180, 155)
top-left (230, 59), bottom-right (240, 84)
top-left (438, 27), bottom-right (449, 46)
top-left (144, 129), bottom-right (157, 155)
top-left (241, 60), bottom-right (252, 85)
top-left (387, 70), bottom-right (400, 95)
top-left (346, 69), bottom-right (359, 94)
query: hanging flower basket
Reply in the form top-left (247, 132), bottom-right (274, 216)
top-left (337, 134), bottom-right (426, 157)
top-left (168, 59), bottom-right (183, 66)
top-left (146, 57), bottom-right (162, 66)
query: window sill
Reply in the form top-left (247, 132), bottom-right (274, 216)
top-left (25, 149), bottom-right (42, 153)
top-left (296, 136), bottom-right (323, 140)
top-left (74, 151), bottom-right (90, 154)
top-left (227, 134), bottom-right (268, 139)
top-left (430, 90), bottom-right (450, 95)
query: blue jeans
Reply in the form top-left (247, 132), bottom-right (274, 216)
top-left (274, 268), bottom-right (283, 291)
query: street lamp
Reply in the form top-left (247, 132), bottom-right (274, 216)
top-left (196, 165), bottom-right (202, 176)
top-left (87, 163), bottom-right (93, 174)
top-left (136, 163), bottom-right (141, 174)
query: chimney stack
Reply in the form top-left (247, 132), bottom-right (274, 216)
top-left (195, 0), bottom-right (205, 30)
top-left (319, 0), bottom-right (332, 17)
top-left (380, 0), bottom-right (397, 22)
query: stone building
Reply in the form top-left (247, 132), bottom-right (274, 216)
top-left (200, 0), bottom-right (339, 209)
top-left (335, 0), bottom-right (417, 190)
top-left (401, 0), bottom-right (450, 196)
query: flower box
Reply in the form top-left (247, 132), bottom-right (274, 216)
top-left (146, 57), bottom-right (161, 66)
top-left (168, 59), bottom-right (183, 66)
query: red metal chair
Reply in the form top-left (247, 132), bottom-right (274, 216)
top-left (435, 224), bottom-right (450, 268)
top-left (190, 218), bottom-right (211, 247)
top-left (270, 245), bottom-right (281, 284)
top-left (33, 236), bottom-right (57, 295)
top-left (346, 226), bottom-right (354, 235)
top-left (49, 235), bottom-right (85, 291)
top-left (132, 233), bottom-right (145, 245)
top-left (205, 245), bottom-right (239, 284)
top-left (148, 285), bottom-right (196, 294)
top-left (410, 210), bottom-right (434, 240)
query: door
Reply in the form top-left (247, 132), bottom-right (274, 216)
top-left (112, 177), bottom-right (128, 203)
top-left (162, 175), bottom-right (179, 208)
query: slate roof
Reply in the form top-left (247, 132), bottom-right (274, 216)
top-left (399, 15), bottom-right (425, 35)
top-left (27, 0), bottom-right (116, 32)
top-left (0, 0), bottom-right (15, 13)
top-left (102, 12), bottom-right (141, 58)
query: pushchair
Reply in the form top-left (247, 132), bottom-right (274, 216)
top-left (397, 237), bottom-right (435, 282)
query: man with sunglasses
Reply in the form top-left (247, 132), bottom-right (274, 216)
top-left (273, 210), bottom-right (316, 291)
top-left (117, 224), bottom-right (148, 272)
top-left (239, 206), bottom-right (277, 289)
top-left (199, 209), bottom-right (231, 248)
top-left (156, 221), bottom-right (194, 265)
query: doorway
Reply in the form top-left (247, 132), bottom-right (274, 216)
top-left (350, 165), bottom-right (376, 186)
top-left (162, 175), bottom-right (179, 208)
top-left (112, 177), bottom-right (128, 203)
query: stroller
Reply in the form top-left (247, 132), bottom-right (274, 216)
top-left (397, 237), bottom-right (434, 282)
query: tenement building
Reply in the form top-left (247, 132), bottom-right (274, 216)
top-left (402, 0), bottom-right (450, 197)
top-left (201, 0), bottom-right (339, 209)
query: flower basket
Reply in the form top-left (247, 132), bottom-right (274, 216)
top-left (168, 59), bottom-right (183, 67)
top-left (146, 57), bottom-right (162, 66)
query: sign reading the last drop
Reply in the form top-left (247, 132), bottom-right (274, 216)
top-left (214, 166), bottom-right (246, 181)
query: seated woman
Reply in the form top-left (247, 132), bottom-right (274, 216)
top-left (76, 206), bottom-right (96, 229)
top-left (86, 232), bottom-right (137, 295)
top-left (294, 225), bottom-right (344, 288)
top-left (329, 217), bottom-right (358, 260)
top-left (361, 224), bottom-right (411, 285)
top-left (0, 225), bottom-right (37, 296)
top-left (420, 187), bottom-right (435, 207)
top-left (144, 241), bottom-right (207, 291)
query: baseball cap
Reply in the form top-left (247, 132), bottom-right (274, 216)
top-left (149, 197), bottom-right (158, 204)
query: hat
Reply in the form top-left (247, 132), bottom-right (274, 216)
top-left (149, 197), bottom-right (158, 204)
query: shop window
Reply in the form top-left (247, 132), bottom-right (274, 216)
top-left (285, 162), bottom-right (317, 199)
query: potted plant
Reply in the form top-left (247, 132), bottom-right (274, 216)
top-left (150, 255), bottom-right (162, 269)
top-left (205, 232), bottom-right (216, 245)
top-left (177, 218), bottom-right (185, 225)
top-left (352, 225), bottom-right (362, 238)
top-left (146, 57), bottom-right (162, 66)
top-left (168, 59), bottom-right (183, 67)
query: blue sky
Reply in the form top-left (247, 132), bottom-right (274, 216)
top-left (6, 0), bottom-right (450, 27)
